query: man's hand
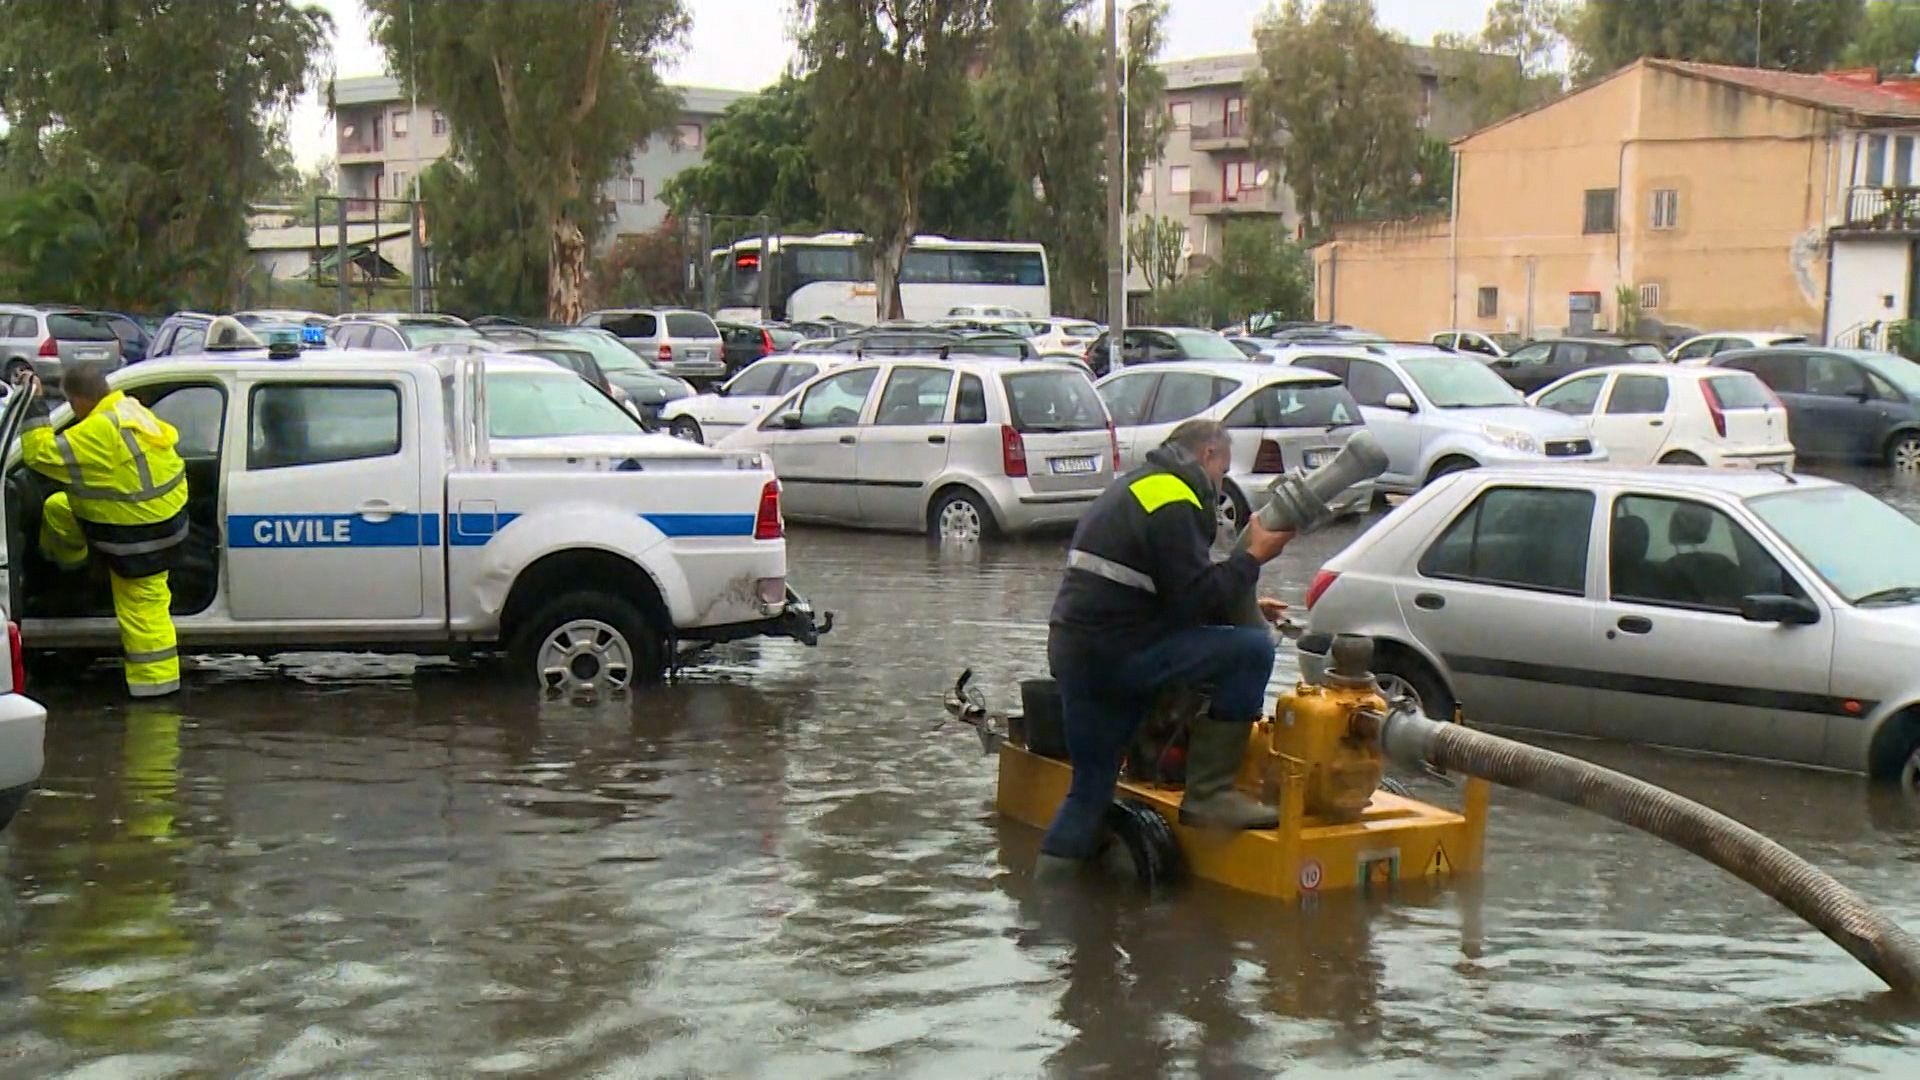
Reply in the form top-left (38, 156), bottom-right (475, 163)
top-left (15, 370), bottom-right (38, 391)
top-left (1256, 597), bottom-right (1288, 624)
top-left (1243, 518), bottom-right (1295, 563)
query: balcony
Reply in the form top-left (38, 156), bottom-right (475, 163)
top-left (1190, 115), bottom-right (1249, 151)
top-left (337, 113), bottom-right (386, 163)
top-left (1192, 188), bottom-right (1282, 216)
top-left (1839, 186), bottom-right (1920, 234)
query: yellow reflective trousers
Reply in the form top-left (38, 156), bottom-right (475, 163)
top-left (39, 491), bottom-right (181, 697)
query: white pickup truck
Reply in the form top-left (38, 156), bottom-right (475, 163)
top-left (0, 348), bottom-right (829, 693)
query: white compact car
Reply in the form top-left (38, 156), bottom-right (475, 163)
top-left (1098, 360), bottom-right (1371, 528)
top-left (718, 356), bottom-right (1114, 540)
top-left (1276, 344), bottom-right (1609, 495)
top-left (0, 619), bottom-right (44, 832)
top-left (1669, 331), bottom-right (1809, 364)
top-left (0, 349), bottom-right (828, 695)
top-left (1296, 465), bottom-right (1920, 783)
top-left (1528, 365), bottom-right (1794, 469)
top-left (661, 354), bottom-right (852, 445)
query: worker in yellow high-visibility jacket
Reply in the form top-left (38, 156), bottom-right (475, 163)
top-left (18, 365), bottom-right (188, 697)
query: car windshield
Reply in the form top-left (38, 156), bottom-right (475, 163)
top-left (1625, 344), bottom-right (1665, 362)
top-left (550, 329), bottom-right (651, 373)
top-left (1169, 330), bottom-right (1247, 361)
top-left (1001, 370), bottom-right (1106, 432)
top-left (1400, 356), bottom-right (1525, 407)
top-left (486, 370), bottom-right (642, 438)
top-left (1491, 333), bottom-right (1526, 351)
top-left (1748, 486), bottom-right (1920, 604)
top-left (401, 324), bottom-right (483, 347)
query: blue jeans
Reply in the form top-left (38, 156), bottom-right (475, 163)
top-left (1040, 625), bottom-right (1276, 859)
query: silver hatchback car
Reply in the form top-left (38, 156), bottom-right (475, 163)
top-left (580, 307), bottom-right (727, 384)
top-left (1298, 465), bottom-right (1920, 782)
top-left (0, 304), bottom-right (124, 383)
top-left (717, 357), bottom-right (1115, 540)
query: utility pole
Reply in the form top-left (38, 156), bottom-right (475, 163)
top-left (1104, 0), bottom-right (1124, 372)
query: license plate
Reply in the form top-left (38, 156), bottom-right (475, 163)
top-left (684, 349), bottom-right (710, 361)
top-left (1050, 456), bottom-right (1098, 475)
top-left (1305, 447), bottom-right (1336, 468)
top-left (76, 349), bottom-right (108, 361)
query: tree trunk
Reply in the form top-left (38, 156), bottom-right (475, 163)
top-left (548, 209), bottom-right (589, 324)
top-left (874, 231), bottom-right (911, 322)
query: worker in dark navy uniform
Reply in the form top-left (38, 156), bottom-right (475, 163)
top-left (1040, 419), bottom-right (1292, 870)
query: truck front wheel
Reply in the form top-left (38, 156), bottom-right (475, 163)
top-left (512, 591), bottom-right (664, 695)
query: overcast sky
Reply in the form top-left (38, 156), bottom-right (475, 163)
top-left (290, 0), bottom-right (1492, 167)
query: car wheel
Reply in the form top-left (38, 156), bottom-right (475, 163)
top-left (1373, 650), bottom-right (1457, 721)
top-left (1900, 742), bottom-right (1920, 793)
top-left (1426, 457), bottom-right (1478, 484)
top-left (1889, 432), bottom-right (1920, 472)
top-left (930, 488), bottom-right (994, 543)
top-left (4, 359), bottom-right (31, 385)
top-left (669, 417), bottom-right (704, 444)
top-left (511, 591), bottom-right (663, 696)
top-left (1217, 483), bottom-right (1251, 535)
top-left (1659, 450), bottom-right (1705, 466)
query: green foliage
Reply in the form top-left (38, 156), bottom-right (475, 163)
top-left (1406, 136), bottom-right (1454, 215)
top-left (1247, 0), bottom-right (1422, 236)
top-left (1614, 283), bottom-right (1644, 337)
top-left (0, 0), bottom-right (331, 309)
top-left (796, 0), bottom-right (994, 320)
top-left (1566, 0), bottom-right (1864, 81)
top-left (418, 159), bottom-right (549, 318)
top-left (590, 218), bottom-right (688, 308)
top-left (367, 0), bottom-right (688, 321)
top-left (661, 76), bottom-right (826, 229)
top-left (0, 182), bottom-right (122, 304)
top-left (1843, 1), bottom-right (1920, 74)
top-left (1127, 214), bottom-right (1187, 293)
top-left (1434, 0), bottom-right (1569, 127)
top-left (262, 156), bottom-right (340, 227)
top-left (1146, 221), bottom-right (1310, 328)
top-left (919, 115), bottom-right (1019, 241)
top-left (978, 0), bottom-right (1167, 316)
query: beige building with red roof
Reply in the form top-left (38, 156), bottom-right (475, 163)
top-left (1311, 58), bottom-right (1920, 346)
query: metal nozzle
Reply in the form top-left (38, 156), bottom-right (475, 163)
top-left (1326, 633), bottom-right (1376, 689)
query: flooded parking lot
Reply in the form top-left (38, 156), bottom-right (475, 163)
top-left (5, 468), bottom-right (1920, 1077)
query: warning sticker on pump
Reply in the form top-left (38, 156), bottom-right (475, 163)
top-left (1298, 859), bottom-right (1323, 892)
top-left (1429, 845), bottom-right (1452, 876)
top-left (1357, 849), bottom-right (1400, 898)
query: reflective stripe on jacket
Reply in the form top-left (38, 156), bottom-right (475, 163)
top-left (23, 390), bottom-right (189, 528)
top-left (1048, 443), bottom-right (1259, 664)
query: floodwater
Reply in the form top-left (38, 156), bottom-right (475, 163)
top-left (4, 468), bottom-right (1920, 1077)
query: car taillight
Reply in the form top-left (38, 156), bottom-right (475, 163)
top-left (1252, 439), bottom-right (1286, 473)
top-left (760, 329), bottom-right (774, 357)
top-left (7, 621), bottom-right (23, 693)
top-left (1001, 424), bottom-right (1028, 478)
top-left (1305, 569), bottom-right (1339, 610)
top-left (754, 480), bottom-right (783, 540)
top-left (1106, 420), bottom-right (1120, 470)
top-left (1699, 380), bottom-right (1727, 438)
top-left (658, 344), bottom-right (672, 364)
top-left (37, 337), bottom-right (58, 358)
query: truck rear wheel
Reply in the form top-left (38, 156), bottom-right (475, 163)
top-left (512, 591), bottom-right (663, 695)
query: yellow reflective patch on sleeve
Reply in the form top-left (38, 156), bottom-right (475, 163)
top-left (1129, 472), bottom-right (1202, 513)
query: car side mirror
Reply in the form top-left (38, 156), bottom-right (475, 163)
top-left (1853, 385), bottom-right (1873, 403)
top-left (1740, 593), bottom-right (1819, 625)
top-left (1381, 392), bottom-right (1416, 413)
top-left (779, 410), bottom-right (804, 429)
top-left (713, 381), bottom-right (729, 397)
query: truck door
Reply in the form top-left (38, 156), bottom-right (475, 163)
top-left (225, 374), bottom-right (427, 621)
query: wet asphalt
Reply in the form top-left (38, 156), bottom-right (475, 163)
top-left (2, 466), bottom-right (1920, 1077)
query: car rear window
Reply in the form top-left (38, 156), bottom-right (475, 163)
top-left (1224, 381), bottom-right (1361, 428)
top-left (1625, 344), bottom-right (1665, 363)
top-left (48, 313), bottom-right (117, 342)
top-left (1001, 370), bottom-right (1107, 432)
top-left (667, 312), bottom-right (718, 339)
top-left (1705, 373), bottom-right (1772, 408)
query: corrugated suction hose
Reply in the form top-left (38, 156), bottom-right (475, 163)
top-left (1379, 704), bottom-right (1920, 997)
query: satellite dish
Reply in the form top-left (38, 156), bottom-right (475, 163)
top-left (1255, 168), bottom-right (1272, 187)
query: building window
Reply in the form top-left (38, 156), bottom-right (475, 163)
top-left (1638, 282), bottom-right (1662, 310)
top-left (431, 109), bottom-right (448, 136)
top-left (1224, 95), bottom-right (1244, 135)
top-left (1477, 286), bottom-right (1498, 318)
top-left (677, 123), bottom-right (703, 151)
top-left (1418, 77), bottom-right (1437, 130)
top-left (1169, 101), bottom-right (1192, 129)
top-left (1169, 165), bottom-right (1191, 195)
top-left (390, 109), bottom-right (409, 138)
top-left (1583, 188), bottom-right (1617, 234)
top-left (612, 177), bottom-right (645, 204)
top-left (1651, 188), bottom-right (1679, 230)
top-left (1141, 168), bottom-right (1153, 196)
top-left (1225, 160), bottom-right (1260, 198)
top-left (390, 170), bottom-right (409, 197)
top-left (1867, 133), bottom-right (1888, 185)
top-left (1899, 136), bottom-right (1915, 187)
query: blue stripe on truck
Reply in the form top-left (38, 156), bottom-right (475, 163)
top-left (230, 510), bottom-right (759, 550)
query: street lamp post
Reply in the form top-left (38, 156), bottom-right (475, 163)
top-left (1105, 0), bottom-right (1124, 376)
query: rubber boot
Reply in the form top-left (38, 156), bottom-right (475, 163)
top-left (1033, 852), bottom-right (1085, 883)
top-left (1178, 719), bottom-right (1279, 830)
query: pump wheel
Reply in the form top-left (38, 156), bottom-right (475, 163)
top-left (511, 591), bottom-right (663, 696)
top-left (1098, 800), bottom-right (1183, 891)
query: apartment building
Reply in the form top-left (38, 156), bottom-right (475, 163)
top-left (332, 76), bottom-right (747, 240)
top-left (1311, 58), bottom-right (1920, 345)
top-left (1129, 48), bottom-right (1473, 285)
